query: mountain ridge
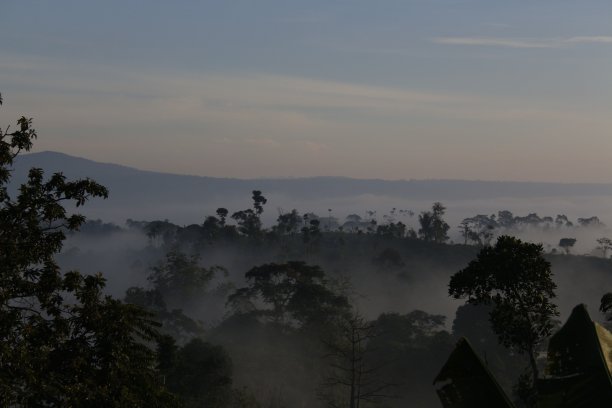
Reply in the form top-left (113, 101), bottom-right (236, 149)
top-left (10, 151), bottom-right (612, 225)
top-left (21, 151), bottom-right (612, 187)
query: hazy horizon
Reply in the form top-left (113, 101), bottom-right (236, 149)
top-left (13, 151), bottom-right (612, 257)
top-left (22, 150), bottom-right (612, 185)
top-left (2, 1), bottom-right (612, 182)
top-left (3, 3), bottom-right (612, 407)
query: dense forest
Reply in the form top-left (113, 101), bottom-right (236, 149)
top-left (60, 195), bottom-right (612, 407)
top-left (2, 97), bottom-right (611, 407)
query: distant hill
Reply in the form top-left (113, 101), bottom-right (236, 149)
top-left (11, 151), bottom-right (612, 225)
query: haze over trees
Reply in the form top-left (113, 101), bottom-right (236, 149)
top-left (2, 94), bottom-right (611, 407)
top-left (55, 186), bottom-right (612, 406)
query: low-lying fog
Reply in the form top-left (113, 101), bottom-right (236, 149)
top-left (59, 194), bottom-right (612, 327)
top-left (75, 191), bottom-right (612, 254)
top-left (51, 186), bottom-right (612, 408)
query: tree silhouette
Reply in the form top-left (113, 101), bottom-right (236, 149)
top-left (231, 191), bottom-right (268, 239)
top-left (228, 262), bottom-right (349, 328)
top-left (419, 202), bottom-right (450, 243)
top-left (320, 312), bottom-right (395, 408)
top-left (252, 190), bottom-right (267, 217)
top-left (158, 337), bottom-right (234, 408)
top-left (596, 237), bottom-right (612, 258)
top-left (275, 209), bottom-right (301, 235)
top-left (449, 236), bottom-right (559, 407)
top-left (558, 237), bottom-right (576, 254)
top-left (0, 96), bottom-right (177, 406)
top-left (459, 214), bottom-right (497, 246)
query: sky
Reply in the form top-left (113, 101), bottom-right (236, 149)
top-left (1, 0), bottom-right (611, 182)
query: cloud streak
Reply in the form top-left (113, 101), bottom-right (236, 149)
top-left (2, 53), bottom-right (612, 181)
top-left (566, 36), bottom-right (612, 44)
top-left (433, 35), bottom-right (612, 49)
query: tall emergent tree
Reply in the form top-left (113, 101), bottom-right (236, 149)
top-left (0, 94), bottom-right (177, 406)
top-left (228, 261), bottom-right (350, 328)
top-left (320, 312), bottom-right (394, 408)
top-left (418, 202), bottom-right (450, 243)
top-left (231, 190), bottom-right (268, 239)
top-left (448, 235), bottom-right (558, 407)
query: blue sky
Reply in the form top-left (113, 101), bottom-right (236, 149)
top-left (1, 1), bottom-right (611, 181)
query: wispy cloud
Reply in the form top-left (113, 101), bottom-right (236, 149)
top-left (433, 36), bottom-right (612, 49)
top-left (2, 53), bottom-right (611, 180)
top-left (1, 53), bottom-right (606, 139)
top-left (566, 36), bottom-right (612, 44)
top-left (433, 37), bottom-right (555, 48)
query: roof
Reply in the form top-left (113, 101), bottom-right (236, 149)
top-left (540, 304), bottom-right (612, 407)
top-left (433, 337), bottom-right (516, 408)
top-left (434, 304), bottom-right (612, 408)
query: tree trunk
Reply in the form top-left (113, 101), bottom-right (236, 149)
top-left (528, 347), bottom-right (540, 408)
